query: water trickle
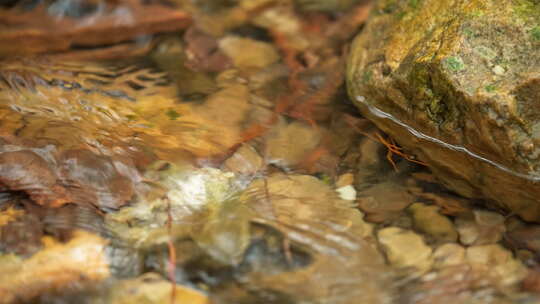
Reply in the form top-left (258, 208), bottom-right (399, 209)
top-left (356, 95), bottom-right (540, 182)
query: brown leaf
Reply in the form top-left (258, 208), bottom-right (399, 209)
top-left (0, 0), bottom-right (191, 57)
top-left (59, 149), bottom-right (135, 210)
top-left (0, 150), bottom-right (70, 208)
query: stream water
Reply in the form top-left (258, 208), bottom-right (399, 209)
top-left (0, 1), bottom-right (539, 304)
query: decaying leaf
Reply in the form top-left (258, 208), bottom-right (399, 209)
top-left (0, 150), bottom-right (70, 208)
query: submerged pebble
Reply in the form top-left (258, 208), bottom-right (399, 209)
top-left (408, 202), bottom-right (458, 243)
top-left (466, 244), bottom-right (528, 287)
top-left (102, 272), bottom-right (208, 304)
top-left (378, 227), bottom-right (433, 276)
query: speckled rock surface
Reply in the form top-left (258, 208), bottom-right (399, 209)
top-left (347, 0), bottom-right (540, 221)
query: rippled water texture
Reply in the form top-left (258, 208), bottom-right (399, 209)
top-left (2, 1), bottom-right (537, 303)
top-left (0, 52), bottom-right (393, 303)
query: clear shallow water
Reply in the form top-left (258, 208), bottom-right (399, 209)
top-left (0, 54), bottom-right (395, 303)
top-left (0, 1), bottom-right (538, 304)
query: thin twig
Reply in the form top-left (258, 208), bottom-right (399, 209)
top-left (166, 199), bottom-right (177, 304)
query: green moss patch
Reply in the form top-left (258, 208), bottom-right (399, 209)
top-left (531, 26), bottom-right (540, 41)
top-left (444, 56), bottom-right (466, 72)
top-left (166, 109), bottom-right (180, 120)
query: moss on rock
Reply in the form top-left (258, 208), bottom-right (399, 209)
top-left (347, 0), bottom-right (540, 221)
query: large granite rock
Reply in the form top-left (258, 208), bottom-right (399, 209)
top-left (347, 0), bottom-right (540, 221)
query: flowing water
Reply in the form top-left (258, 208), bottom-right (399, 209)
top-left (0, 1), bottom-right (538, 304)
